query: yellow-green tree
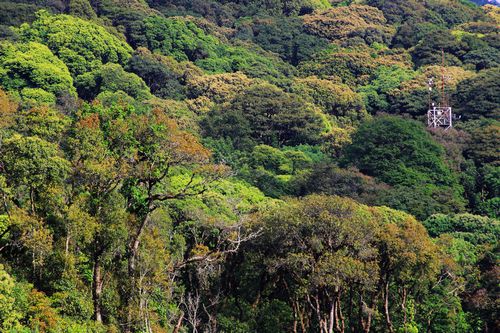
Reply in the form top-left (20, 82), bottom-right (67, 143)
top-left (17, 10), bottom-right (132, 76)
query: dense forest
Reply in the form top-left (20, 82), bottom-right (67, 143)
top-left (0, 0), bottom-right (498, 332)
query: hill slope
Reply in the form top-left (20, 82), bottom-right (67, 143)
top-left (0, 1), bottom-right (498, 332)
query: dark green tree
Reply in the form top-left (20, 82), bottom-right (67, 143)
top-left (342, 116), bottom-right (465, 218)
top-left (343, 116), bottom-right (458, 187)
top-left (236, 16), bottom-right (329, 65)
top-left (126, 48), bottom-right (186, 100)
top-left (454, 68), bottom-right (500, 120)
top-left (204, 83), bottom-right (325, 148)
top-left (75, 63), bottom-right (151, 101)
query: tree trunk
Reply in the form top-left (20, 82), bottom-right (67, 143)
top-left (292, 300), bottom-right (298, 333)
top-left (125, 211), bottom-right (152, 333)
top-left (92, 255), bottom-right (103, 322)
top-left (329, 301), bottom-right (335, 333)
top-left (30, 186), bottom-right (35, 214)
top-left (360, 293), bottom-right (375, 333)
top-left (172, 312), bottom-right (184, 333)
top-left (384, 280), bottom-right (394, 333)
top-left (65, 235), bottom-right (71, 257)
top-left (336, 293), bottom-right (344, 333)
top-left (348, 286), bottom-right (353, 333)
top-left (294, 299), bottom-right (307, 333)
top-left (401, 287), bottom-right (407, 333)
top-left (128, 212), bottom-right (151, 275)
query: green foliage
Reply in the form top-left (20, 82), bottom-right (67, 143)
top-left (255, 300), bottom-right (294, 333)
top-left (142, 16), bottom-right (295, 80)
top-left (236, 16), bottom-right (329, 65)
top-left (247, 194), bottom-right (440, 332)
top-left (410, 28), bottom-right (499, 70)
top-left (202, 141), bottom-right (326, 198)
top-left (240, 145), bottom-right (318, 197)
top-left (75, 63), bottom-right (151, 101)
top-left (17, 10), bottom-right (132, 76)
top-left (0, 1), bottom-right (498, 332)
top-left (343, 116), bottom-right (458, 187)
top-left (0, 265), bottom-right (23, 331)
top-left (462, 45), bottom-right (500, 70)
top-left (424, 213), bottom-right (499, 245)
top-left (302, 4), bottom-right (395, 45)
top-left (19, 88), bottom-right (57, 107)
top-left (126, 48), bottom-right (186, 100)
top-left (203, 83), bottom-right (325, 149)
top-left (185, 71), bottom-right (253, 105)
top-left (411, 29), bottom-right (464, 68)
top-left (217, 0), bottom-right (331, 16)
top-left (477, 197), bottom-right (499, 218)
top-left (386, 65), bottom-right (475, 117)
top-left (0, 268), bottom-right (107, 333)
top-left (298, 45), bottom-right (412, 86)
top-left (250, 145), bottom-right (290, 174)
top-left (343, 116), bottom-right (465, 219)
top-left (454, 68), bottom-right (500, 120)
top-left (392, 21), bottom-right (443, 49)
top-left (68, 0), bottom-right (97, 19)
top-left (299, 47), bottom-right (377, 85)
top-left (143, 16), bottom-right (219, 63)
top-left (0, 2), bottom-right (40, 37)
top-left (50, 278), bottom-right (94, 320)
top-left (294, 164), bottom-right (390, 205)
top-left (368, 0), bottom-right (484, 27)
top-left (465, 123), bottom-right (499, 165)
top-left (379, 184), bottom-right (466, 221)
top-left (0, 41), bottom-right (75, 102)
top-left (15, 106), bottom-right (71, 142)
top-left (358, 66), bottom-right (416, 114)
top-left (89, 0), bottom-right (150, 48)
top-left (292, 76), bottom-right (369, 126)
top-left (1, 134), bottom-right (70, 192)
top-left (283, 144), bottom-right (326, 164)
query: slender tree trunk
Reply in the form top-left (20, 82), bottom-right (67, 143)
top-left (426, 310), bottom-right (436, 333)
top-left (30, 186), bottom-right (35, 214)
top-left (172, 312), bottom-right (184, 333)
top-left (65, 235), bottom-right (70, 257)
top-left (401, 287), bottom-right (407, 333)
top-left (360, 293), bottom-right (375, 333)
top-left (329, 301), bottom-right (335, 333)
top-left (292, 300), bottom-right (298, 333)
top-left (295, 299), bottom-right (307, 333)
top-left (253, 271), bottom-right (273, 308)
top-left (93, 255), bottom-right (103, 322)
top-left (1, 189), bottom-right (10, 217)
top-left (348, 286), bottom-right (353, 332)
top-left (125, 211), bottom-right (152, 332)
top-left (384, 280), bottom-right (394, 333)
top-left (337, 293), bottom-right (345, 333)
top-left (128, 212), bottom-right (151, 275)
top-left (309, 294), bottom-right (324, 333)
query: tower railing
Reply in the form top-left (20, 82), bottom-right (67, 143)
top-left (427, 106), bottom-right (452, 130)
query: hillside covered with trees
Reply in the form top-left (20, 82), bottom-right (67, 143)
top-left (0, 0), bottom-right (498, 332)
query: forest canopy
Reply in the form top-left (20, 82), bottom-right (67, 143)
top-left (0, 0), bottom-right (498, 332)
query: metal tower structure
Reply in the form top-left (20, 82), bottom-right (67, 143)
top-left (427, 50), bottom-right (459, 130)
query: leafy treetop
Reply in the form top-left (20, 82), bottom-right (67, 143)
top-left (17, 10), bottom-right (132, 76)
